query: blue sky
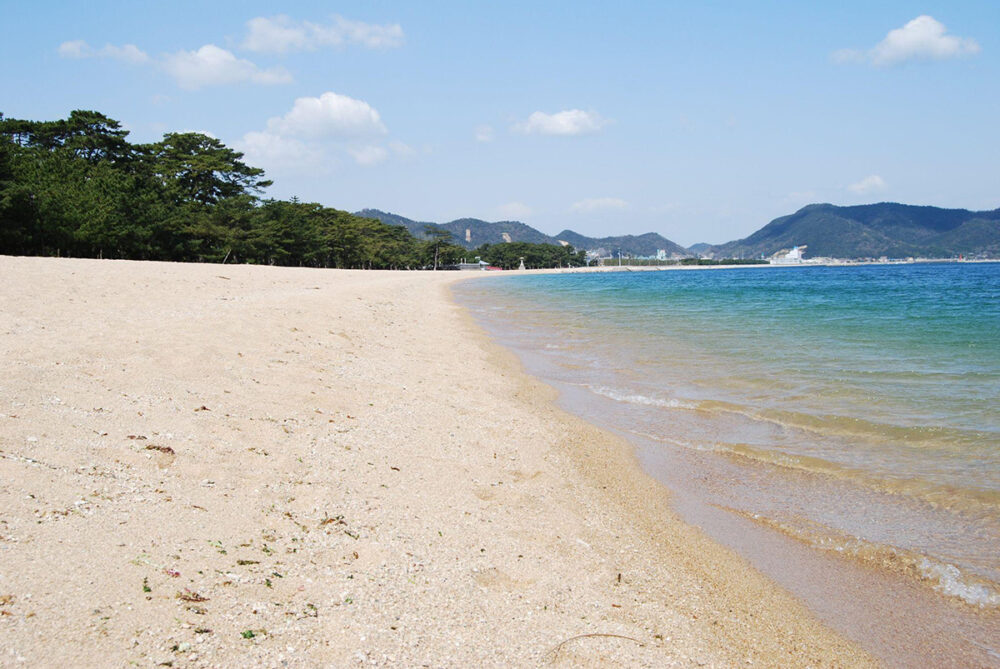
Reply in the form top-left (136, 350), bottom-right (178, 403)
top-left (3, 1), bottom-right (998, 246)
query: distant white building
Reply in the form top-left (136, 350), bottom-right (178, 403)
top-left (770, 245), bottom-right (807, 265)
top-left (457, 261), bottom-right (490, 271)
top-left (656, 249), bottom-right (668, 261)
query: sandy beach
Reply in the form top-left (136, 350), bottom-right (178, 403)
top-left (0, 256), bottom-right (873, 667)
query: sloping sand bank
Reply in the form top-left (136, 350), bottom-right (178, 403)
top-left (0, 257), bottom-right (872, 667)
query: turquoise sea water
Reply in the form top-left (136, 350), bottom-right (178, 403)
top-left (455, 263), bottom-right (1000, 609)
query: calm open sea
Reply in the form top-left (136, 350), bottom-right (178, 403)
top-left (455, 263), bottom-right (1000, 617)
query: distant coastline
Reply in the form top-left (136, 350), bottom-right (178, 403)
top-left (467, 256), bottom-right (1000, 276)
top-left (360, 203), bottom-right (1000, 263)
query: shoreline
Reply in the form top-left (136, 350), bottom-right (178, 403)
top-left (0, 256), bottom-right (871, 666)
top-left (465, 257), bottom-right (1000, 275)
top-left (457, 266), bottom-right (1000, 667)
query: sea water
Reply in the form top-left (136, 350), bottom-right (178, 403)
top-left (454, 263), bottom-right (1000, 615)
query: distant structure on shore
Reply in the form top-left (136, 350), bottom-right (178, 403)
top-left (770, 245), bottom-right (807, 265)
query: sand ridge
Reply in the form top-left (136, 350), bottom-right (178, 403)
top-left (0, 257), bottom-right (873, 667)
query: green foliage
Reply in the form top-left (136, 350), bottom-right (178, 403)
top-left (0, 110), bottom-right (606, 269)
top-left (421, 224), bottom-right (464, 269)
top-left (138, 132), bottom-right (271, 206)
top-left (0, 110), bottom-right (453, 268)
top-left (475, 241), bottom-right (587, 269)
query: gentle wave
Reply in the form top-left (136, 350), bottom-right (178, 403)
top-left (587, 385), bottom-right (698, 410)
top-left (730, 507), bottom-right (1000, 608)
top-left (587, 383), bottom-right (1000, 513)
top-left (691, 399), bottom-right (995, 451)
top-left (585, 384), bottom-right (996, 450)
top-left (917, 559), bottom-right (1000, 608)
top-left (699, 436), bottom-right (999, 516)
top-left (755, 407), bottom-right (996, 450)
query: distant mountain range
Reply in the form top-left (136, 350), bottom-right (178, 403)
top-left (358, 202), bottom-right (1000, 260)
top-left (685, 242), bottom-right (714, 255)
top-left (705, 203), bottom-right (1000, 259)
top-left (552, 230), bottom-right (689, 258)
top-left (355, 209), bottom-right (688, 257)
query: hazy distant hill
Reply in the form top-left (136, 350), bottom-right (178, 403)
top-left (356, 209), bottom-right (555, 247)
top-left (441, 218), bottom-right (556, 246)
top-left (356, 209), bottom-right (688, 255)
top-left (555, 230), bottom-right (688, 258)
top-left (707, 203), bottom-right (1000, 259)
top-left (686, 242), bottom-right (713, 255)
top-left (355, 209), bottom-right (438, 238)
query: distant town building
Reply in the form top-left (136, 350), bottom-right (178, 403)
top-left (457, 261), bottom-right (490, 271)
top-left (770, 245), bottom-right (807, 265)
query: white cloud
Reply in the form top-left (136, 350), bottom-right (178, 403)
top-left (162, 45), bottom-right (292, 90)
top-left (513, 109), bottom-right (609, 136)
top-left (101, 43), bottom-right (149, 64)
top-left (267, 92), bottom-right (387, 138)
top-left (242, 14), bottom-right (404, 53)
top-left (60, 41), bottom-right (289, 89)
top-left (58, 40), bottom-right (149, 64)
top-left (834, 15), bottom-right (980, 66)
top-left (496, 202), bottom-right (532, 219)
top-left (243, 16), bottom-right (309, 53)
top-left (239, 92), bottom-right (402, 172)
top-left (388, 141), bottom-right (416, 158)
top-left (847, 175), bottom-right (888, 195)
top-left (331, 16), bottom-right (405, 49)
top-left (475, 124), bottom-right (495, 143)
top-left (571, 197), bottom-right (629, 213)
top-left (236, 130), bottom-right (321, 168)
top-left (58, 40), bottom-right (89, 58)
top-left (349, 145), bottom-right (388, 166)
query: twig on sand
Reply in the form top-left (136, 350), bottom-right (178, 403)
top-left (544, 633), bottom-right (645, 661)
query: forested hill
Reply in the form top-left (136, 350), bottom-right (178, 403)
top-left (357, 208), bottom-right (688, 256)
top-left (356, 209), bottom-right (560, 247)
top-left (554, 230), bottom-right (688, 258)
top-left (707, 203), bottom-right (1000, 259)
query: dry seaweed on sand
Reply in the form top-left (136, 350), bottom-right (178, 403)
top-left (175, 589), bottom-right (209, 603)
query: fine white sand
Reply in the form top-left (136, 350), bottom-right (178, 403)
top-left (0, 257), bottom-right (874, 667)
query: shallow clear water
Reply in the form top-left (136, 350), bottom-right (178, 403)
top-left (455, 263), bottom-right (1000, 608)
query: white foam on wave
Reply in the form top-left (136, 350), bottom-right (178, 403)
top-left (589, 385), bottom-right (696, 410)
top-left (918, 558), bottom-right (1000, 607)
top-left (628, 428), bottom-right (719, 452)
